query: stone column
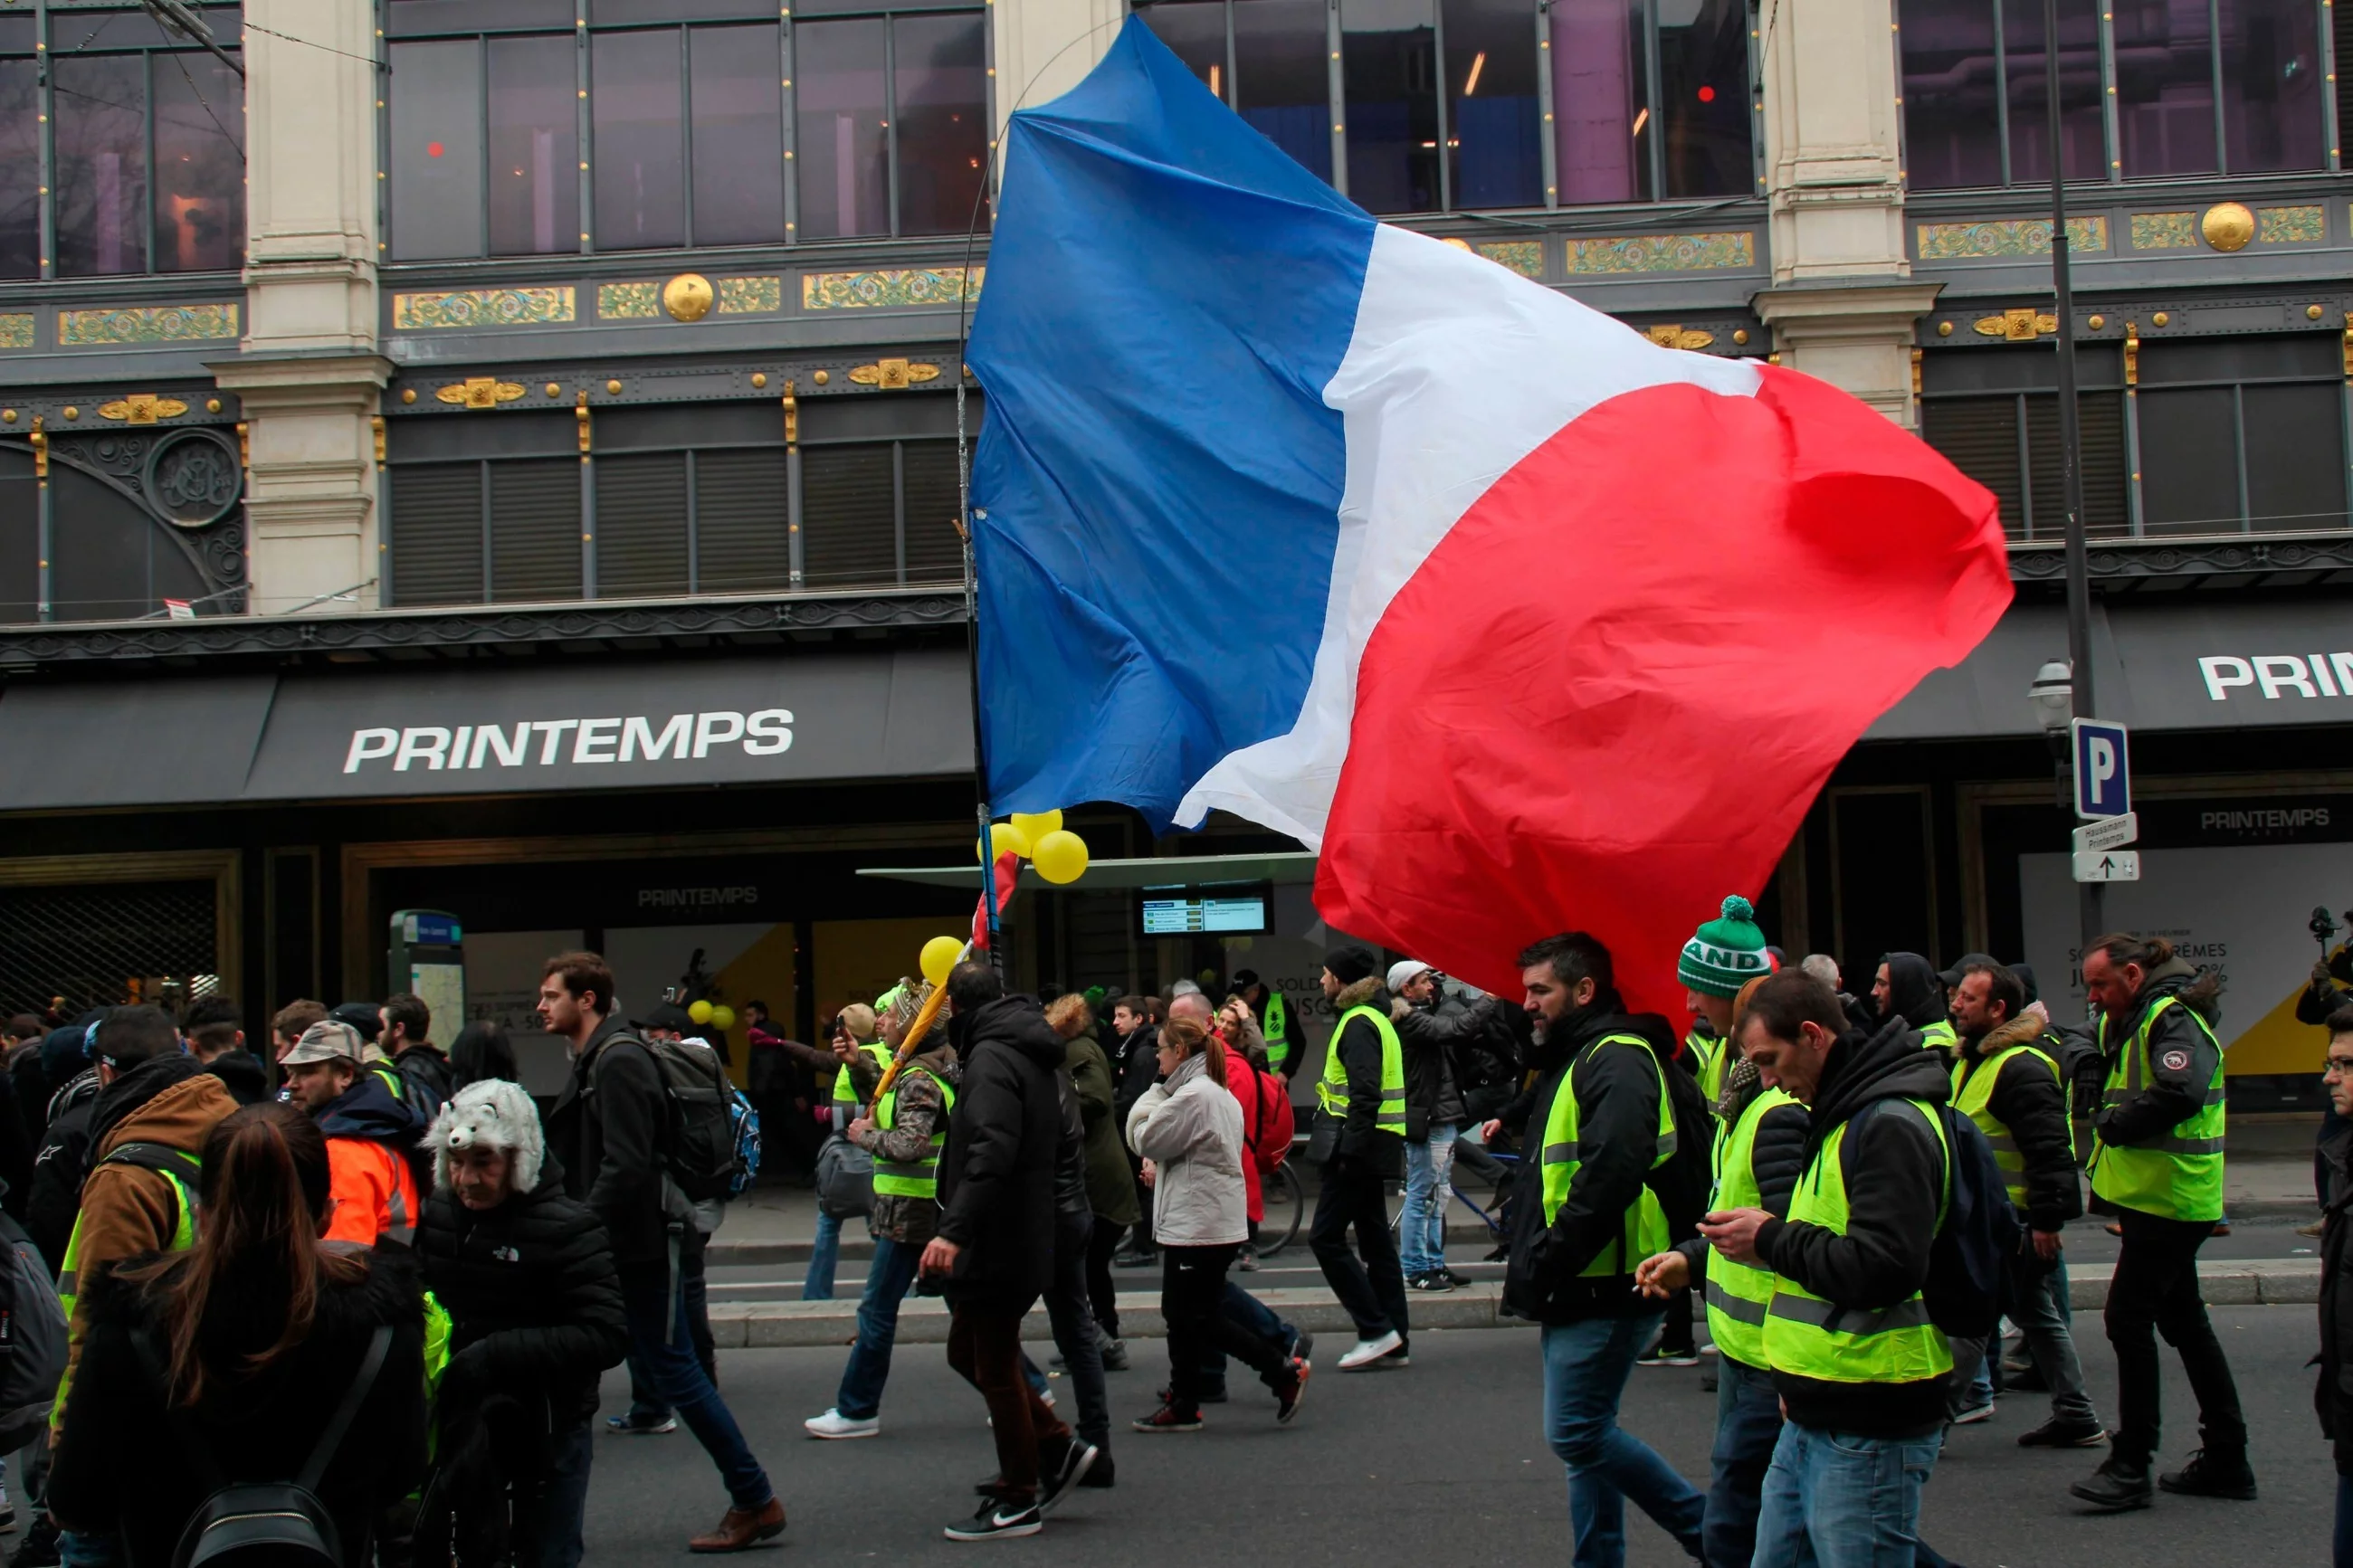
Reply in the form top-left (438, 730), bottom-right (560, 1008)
top-left (216, 0), bottom-right (389, 615)
top-left (992, 0), bottom-right (1127, 142)
top-left (1753, 0), bottom-right (1938, 426)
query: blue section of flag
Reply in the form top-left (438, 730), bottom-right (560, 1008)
top-left (967, 17), bottom-right (1376, 825)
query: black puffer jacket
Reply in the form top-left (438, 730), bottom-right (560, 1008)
top-left (2319, 1119), bottom-right (2353, 1475)
top-left (26, 1069), bottom-right (99, 1273)
top-left (51, 1248), bottom-right (429, 1568)
top-left (414, 1161), bottom-right (627, 1426)
top-left (545, 1017), bottom-right (691, 1267)
top-left (937, 996), bottom-right (1066, 1305)
top-left (1111, 1021), bottom-right (1161, 1132)
top-left (1958, 1015), bottom-right (2082, 1232)
top-left (1395, 993), bottom-right (1489, 1138)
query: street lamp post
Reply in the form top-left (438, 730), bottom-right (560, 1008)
top-left (2030, 659), bottom-right (2106, 962)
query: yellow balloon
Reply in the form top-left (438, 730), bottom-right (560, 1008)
top-left (920, 935), bottom-right (964, 986)
top-left (1031, 828), bottom-right (1090, 885)
top-left (687, 999), bottom-right (714, 1024)
top-left (710, 1004), bottom-right (737, 1031)
top-left (981, 822), bottom-right (1031, 861)
top-left (1009, 809), bottom-right (1063, 841)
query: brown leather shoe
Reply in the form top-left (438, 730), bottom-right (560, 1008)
top-left (688, 1498), bottom-right (786, 1553)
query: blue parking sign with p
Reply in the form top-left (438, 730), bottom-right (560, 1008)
top-left (2072, 718), bottom-right (2130, 820)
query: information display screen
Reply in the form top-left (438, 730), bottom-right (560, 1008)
top-left (1137, 884), bottom-right (1272, 937)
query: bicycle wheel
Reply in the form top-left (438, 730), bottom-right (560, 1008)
top-left (1257, 1161), bottom-right (1306, 1258)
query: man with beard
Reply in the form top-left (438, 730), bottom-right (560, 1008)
top-left (1872, 953), bottom-right (1956, 1055)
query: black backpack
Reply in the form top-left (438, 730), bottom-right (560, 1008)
top-left (597, 1033), bottom-right (743, 1204)
top-left (1854, 1098), bottom-right (2022, 1339)
top-left (134, 1323), bottom-right (392, 1568)
top-left (1646, 1049), bottom-right (1717, 1245)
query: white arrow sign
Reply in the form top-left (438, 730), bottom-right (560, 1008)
top-left (2073, 812), bottom-right (2139, 854)
top-left (2072, 849), bottom-right (2141, 883)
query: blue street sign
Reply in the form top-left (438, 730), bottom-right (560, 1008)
top-left (2072, 717), bottom-right (2131, 820)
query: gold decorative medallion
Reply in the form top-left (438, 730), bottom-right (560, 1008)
top-left (662, 273), bottom-right (715, 322)
top-left (435, 377), bottom-right (528, 409)
top-left (848, 357), bottom-right (942, 389)
top-left (97, 393), bottom-right (189, 425)
top-left (2200, 202), bottom-right (2255, 252)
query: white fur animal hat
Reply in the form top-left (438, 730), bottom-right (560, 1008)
top-left (427, 1079), bottom-right (545, 1193)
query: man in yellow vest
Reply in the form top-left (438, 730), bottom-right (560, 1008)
top-left (1699, 971), bottom-right (1954, 1568)
top-left (1233, 970), bottom-right (1299, 1083)
top-left (1872, 953), bottom-right (1958, 1055)
top-left (1307, 946), bottom-right (1413, 1372)
top-left (2070, 933), bottom-right (2251, 1511)
top-left (1944, 961), bottom-right (2102, 1444)
top-left (1492, 932), bottom-right (1704, 1566)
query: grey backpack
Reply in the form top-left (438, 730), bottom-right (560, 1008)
top-left (0, 1211), bottom-right (65, 1452)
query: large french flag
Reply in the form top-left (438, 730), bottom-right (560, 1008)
top-left (967, 19), bottom-right (2011, 1009)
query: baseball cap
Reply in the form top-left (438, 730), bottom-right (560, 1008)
top-left (281, 1020), bottom-right (363, 1068)
top-left (1386, 959), bottom-right (1434, 993)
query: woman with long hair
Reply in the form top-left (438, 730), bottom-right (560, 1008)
top-left (1124, 1016), bottom-right (1308, 1432)
top-left (48, 1102), bottom-right (429, 1567)
top-left (448, 1022), bottom-right (519, 1093)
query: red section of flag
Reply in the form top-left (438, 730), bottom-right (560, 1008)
top-left (1315, 366), bottom-right (2010, 1017)
top-left (971, 851), bottom-right (1022, 949)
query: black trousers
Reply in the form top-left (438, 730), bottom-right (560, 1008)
top-left (1085, 1215), bottom-right (1126, 1337)
top-left (1308, 1153), bottom-right (1409, 1344)
top-left (2105, 1206), bottom-right (2247, 1462)
top-left (1161, 1243), bottom-right (1291, 1416)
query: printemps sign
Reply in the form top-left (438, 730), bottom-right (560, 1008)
top-left (344, 709), bottom-right (793, 774)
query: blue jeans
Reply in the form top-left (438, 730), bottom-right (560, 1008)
top-left (1400, 1126), bottom-right (1458, 1276)
top-left (60, 1532), bottom-right (119, 1568)
top-left (804, 1209), bottom-right (842, 1301)
top-left (1200, 1280), bottom-right (1299, 1392)
top-left (618, 1259), bottom-right (773, 1510)
top-left (1541, 1313), bottom-right (1705, 1568)
top-left (513, 1417), bottom-right (594, 1568)
top-left (834, 1236), bottom-right (924, 1420)
top-left (2337, 1472), bottom-right (2353, 1568)
top-left (1705, 1355), bottom-right (1783, 1568)
top-left (1752, 1421), bottom-right (1940, 1568)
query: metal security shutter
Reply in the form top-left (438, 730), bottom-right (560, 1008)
top-left (2243, 382), bottom-right (2348, 532)
top-left (387, 462), bottom-right (485, 606)
top-left (1921, 399), bottom-right (2024, 537)
top-left (490, 459), bottom-right (583, 602)
top-left (0, 446), bottom-right (35, 623)
top-left (801, 443), bottom-right (897, 588)
top-left (900, 442), bottom-right (967, 584)
top-left (595, 452), bottom-right (691, 597)
top-left (694, 448), bottom-right (792, 590)
top-left (0, 879), bottom-right (217, 1018)
top-left (2024, 390), bottom-right (2130, 538)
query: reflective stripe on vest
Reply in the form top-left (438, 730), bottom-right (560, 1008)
top-left (2090, 994), bottom-right (2227, 1222)
top-left (1538, 1035), bottom-right (1677, 1277)
top-left (1762, 1099), bottom-right (1954, 1387)
top-left (54, 1156), bottom-right (199, 1433)
top-left (1686, 1029), bottom-right (1728, 1115)
top-left (1262, 993), bottom-right (1291, 1072)
top-left (833, 1042), bottom-right (893, 1106)
top-left (871, 1069), bottom-right (957, 1199)
top-left (1950, 1041), bottom-right (2062, 1208)
top-left (1917, 1020), bottom-right (1958, 1054)
top-left (1316, 1005), bottom-right (1406, 1136)
top-left (1704, 1085), bottom-right (1797, 1367)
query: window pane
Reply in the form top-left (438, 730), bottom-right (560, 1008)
top-left (389, 462), bottom-right (485, 606)
top-left (151, 52), bottom-right (244, 272)
top-left (2005, 0), bottom-right (2105, 182)
top-left (1142, 0), bottom-right (1229, 98)
top-left (52, 466), bottom-right (166, 621)
top-left (392, 0), bottom-right (576, 35)
top-left (694, 449), bottom-right (791, 591)
top-left (1900, 0), bottom-right (2003, 189)
top-left (894, 14), bottom-right (988, 236)
top-left (2243, 383), bottom-right (2346, 531)
top-left (390, 40), bottom-right (486, 260)
top-left (1237, 0), bottom-right (1335, 182)
top-left (597, 0), bottom-right (775, 22)
top-left (0, 448), bottom-right (35, 624)
top-left (53, 55), bottom-right (150, 276)
top-left (795, 20), bottom-right (888, 239)
top-left (1659, 0), bottom-right (1750, 195)
top-left (688, 24), bottom-right (785, 244)
top-left (801, 443), bottom-right (897, 587)
top-left (1343, 0), bottom-right (1438, 212)
top-left (595, 452), bottom-right (691, 596)
top-left (2114, 0), bottom-right (2217, 176)
top-left (0, 59), bottom-right (36, 279)
top-left (1923, 397), bottom-right (2026, 537)
top-left (594, 29), bottom-right (685, 249)
top-left (490, 460), bottom-right (583, 601)
top-left (489, 34), bottom-right (580, 256)
top-left (1443, 0), bottom-right (1539, 208)
top-left (900, 442), bottom-right (966, 583)
top-left (1550, 0), bottom-right (1647, 202)
top-left (2220, 0), bottom-right (2322, 171)
top-left (2138, 386), bottom-right (2242, 534)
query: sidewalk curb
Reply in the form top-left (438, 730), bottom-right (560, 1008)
top-left (700, 1259), bottom-right (2323, 1350)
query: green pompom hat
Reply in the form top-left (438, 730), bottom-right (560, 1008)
top-left (1679, 895), bottom-right (1771, 998)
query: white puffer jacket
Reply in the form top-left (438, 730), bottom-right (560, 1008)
top-left (1124, 1050), bottom-right (1247, 1248)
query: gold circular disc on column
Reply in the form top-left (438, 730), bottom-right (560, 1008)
top-left (662, 273), bottom-right (716, 322)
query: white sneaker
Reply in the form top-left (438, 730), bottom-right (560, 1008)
top-left (805, 1409), bottom-right (881, 1440)
top-left (1338, 1329), bottom-right (1405, 1371)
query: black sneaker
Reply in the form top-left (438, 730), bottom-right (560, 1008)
top-left (1077, 1451), bottom-right (1116, 1489)
top-left (1236, 1245), bottom-right (1259, 1272)
top-left (1442, 1267), bottom-right (1471, 1287)
top-left (1131, 1402), bottom-right (1205, 1433)
top-left (1284, 1327), bottom-right (1315, 1364)
top-left (943, 1499), bottom-right (1043, 1541)
top-left (1036, 1440), bottom-right (1099, 1516)
top-left (1275, 1357), bottom-right (1311, 1424)
top-left (2018, 1418), bottom-right (2108, 1449)
top-left (2158, 1449), bottom-right (2257, 1500)
top-left (1156, 1383), bottom-right (1227, 1404)
top-left (1635, 1341), bottom-right (1700, 1369)
top-left (2070, 1455), bottom-right (2154, 1512)
top-left (16, 1516), bottom-right (57, 1568)
top-left (1407, 1270), bottom-right (1454, 1293)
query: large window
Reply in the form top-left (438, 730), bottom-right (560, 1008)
top-left (1900, 0), bottom-right (2324, 189)
top-left (1140, 0), bottom-right (1750, 213)
top-left (1920, 332), bottom-right (2348, 540)
top-left (386, 0), bottom-right (986, 260)
top-left (0, 5), bottom-right (244, 280)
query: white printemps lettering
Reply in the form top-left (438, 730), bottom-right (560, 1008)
top-left (744, 708), bottom-right (794, 755)
top-left (534, 718), bottom-right (580, 765)
top-left (692, 711), bottom-right (747, 758)
top-left (394, 727), bottom-right (452, 771)
top-left (2199, 657), bottom-right (2254, 699)
top-left (622, 714), bottom-right (691, 762)
top-left (574, 717), bottom-right (622, 764)
top-left (346, 728), bottom-right (398, 774)
top-left (2201, 653), bottom-right (2353, 700)
top-left (2254, 655), bottom-right (2317, 699)
top-left (342, 712), bottom-right (791, 771)
top-left (476, 722), bottom-right (529, 768)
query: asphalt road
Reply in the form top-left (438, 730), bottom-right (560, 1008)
top-left (584, 1305), bottom-right (2330, 1566)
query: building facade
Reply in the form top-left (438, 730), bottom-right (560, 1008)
top-left (1, 0), bottom-right (2348, 1097)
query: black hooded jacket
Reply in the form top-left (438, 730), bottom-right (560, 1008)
top-left (1672, 1073), bottom-right (1810, 1297)
top-left (545, 1016), bottom-right (690, 1268)
top-left (1755, 1016), bottom-right (1954, 1438)
top-left (2091, 965), bottom-right (2224, 1154)
top-left (936, 995), bottom-right (1066, 1304)
top-left (1311, 978), bottom-right (1405, 1178)
top-left (27, 1069), bottom-right (101, 1275)
top-left (1877, 953), bottom-right (1948, 1029)
top-left (203, 1050), bottom-right (272, 1107)
top-left (1957, 1015), bottom-right (2082, 1232)
top-left (2319, 1119), bottom-right (2353, 1475)
top-left (1396, 993), bottom-right (1490, 1138)
top-left (1500, 1003), bottom-right (1686, 1324)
